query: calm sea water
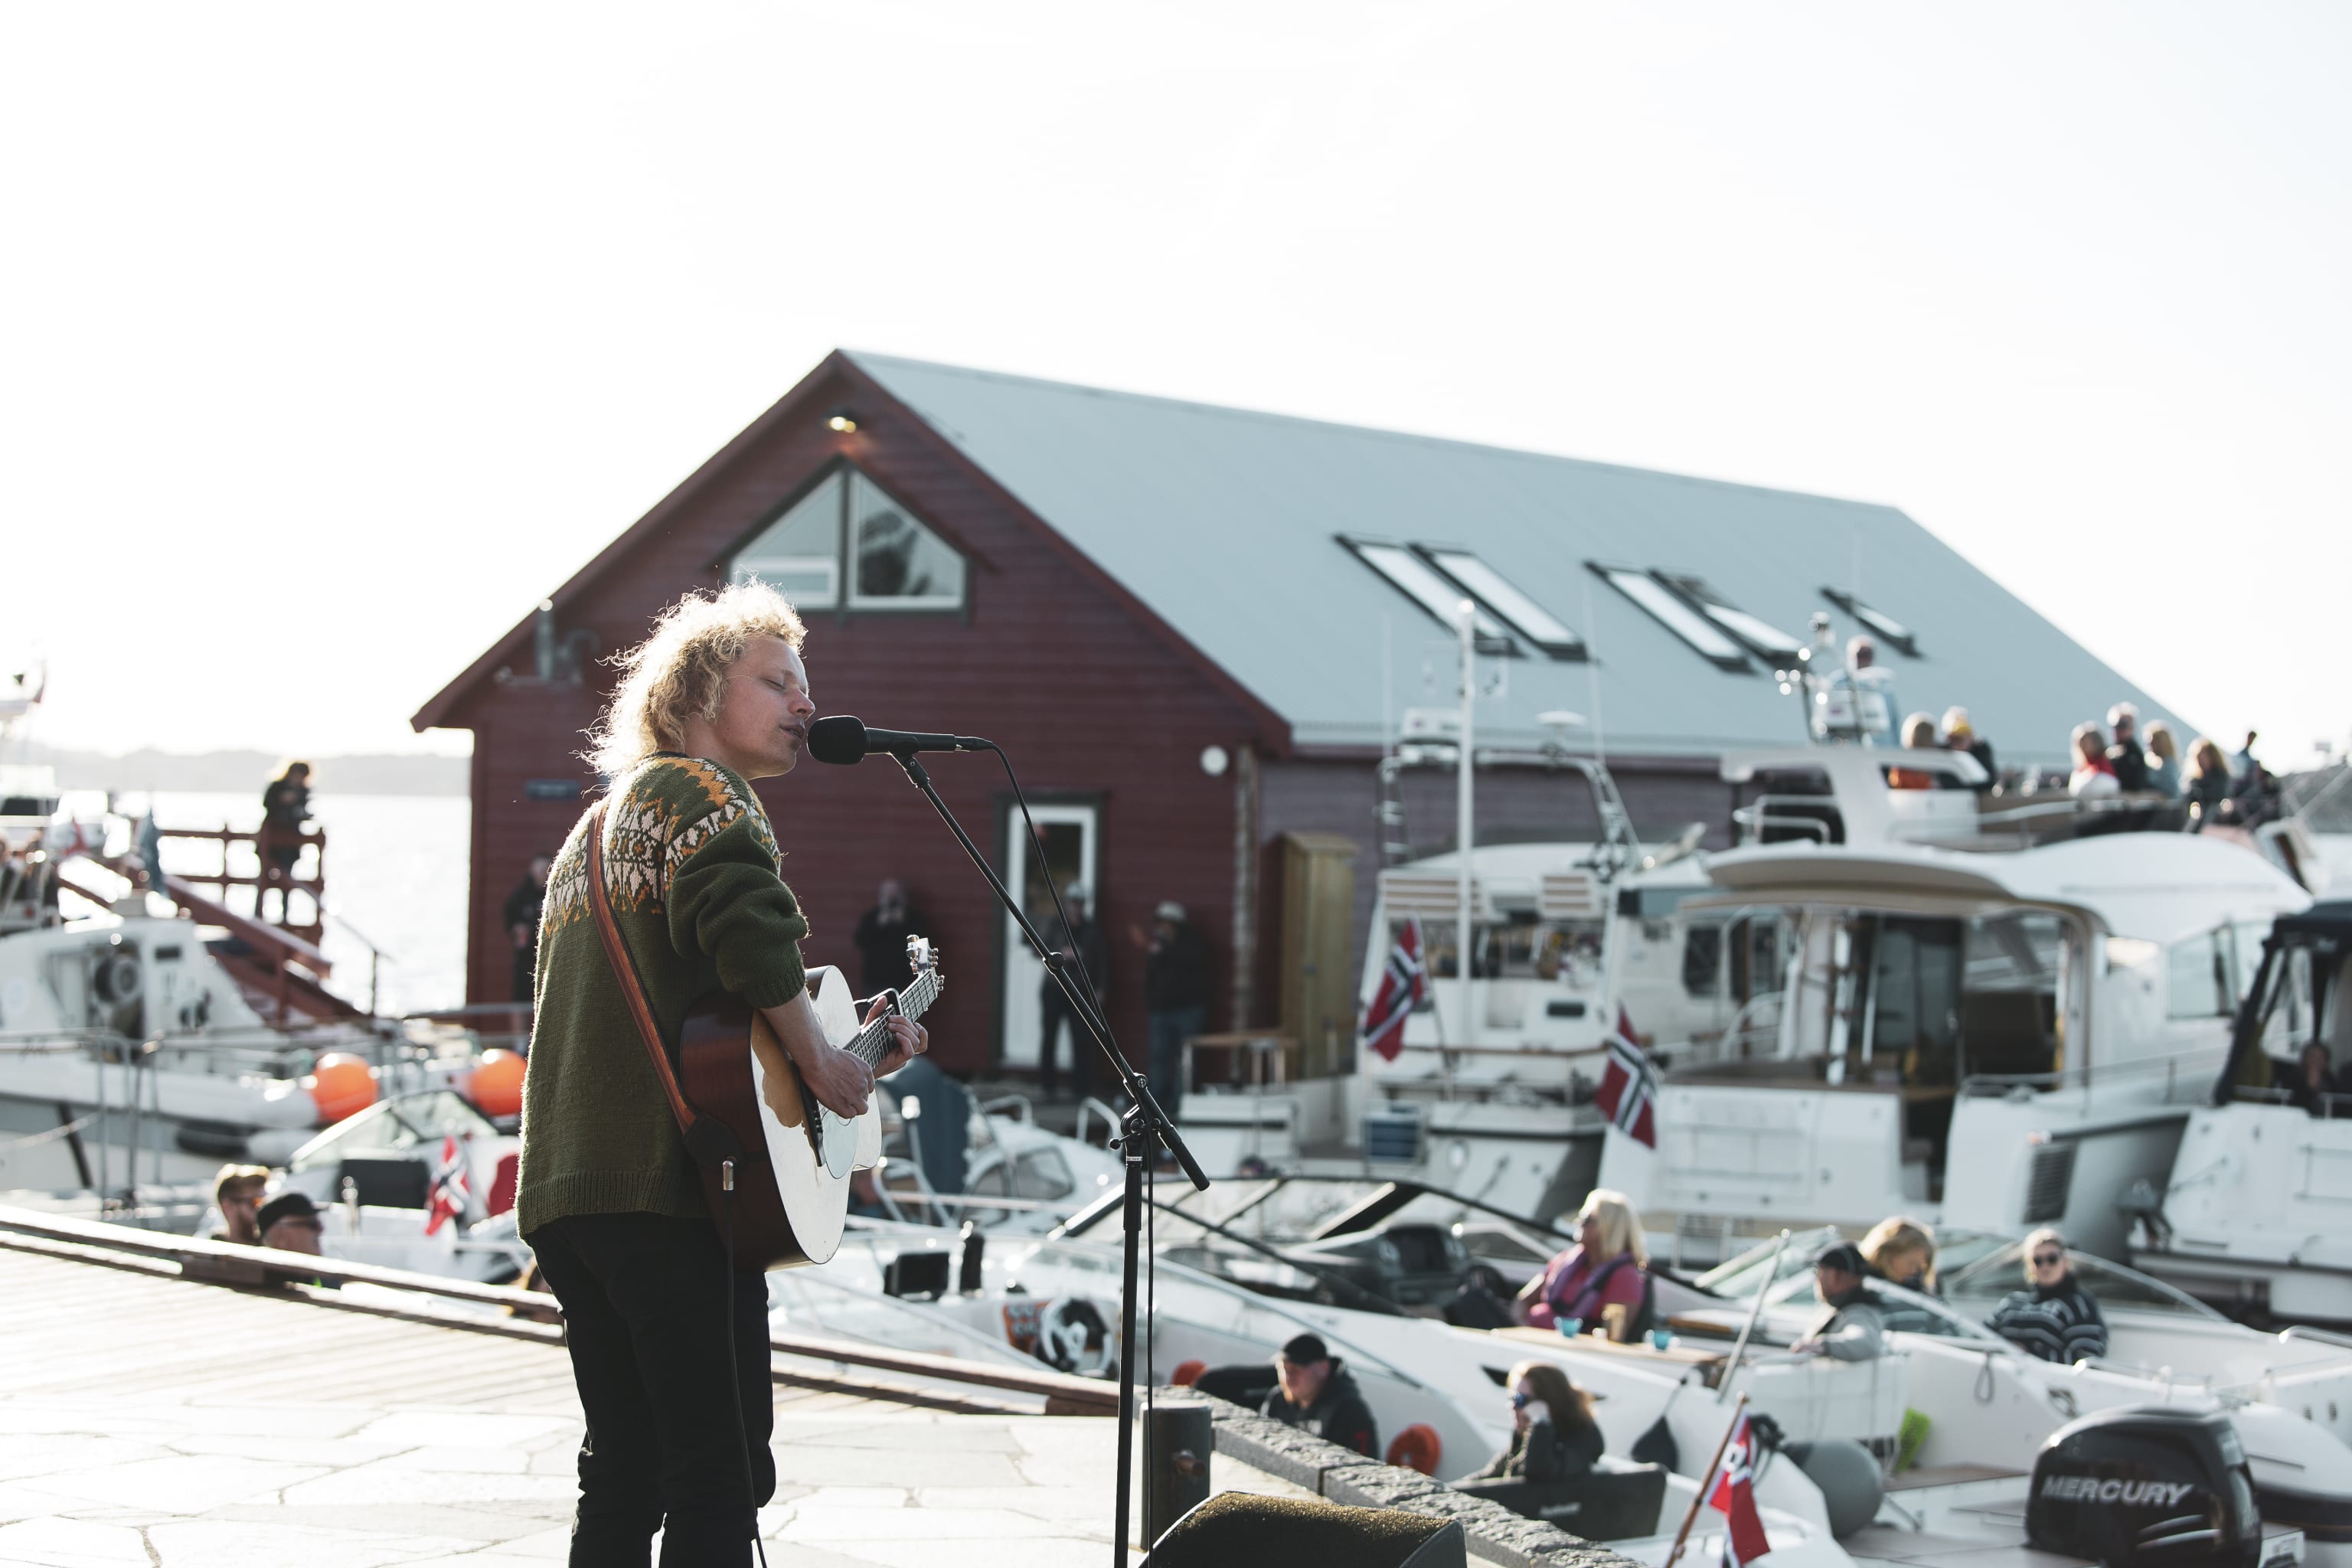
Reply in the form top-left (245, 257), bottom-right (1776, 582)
top-left (71, 789), bottom-right (472, 1017)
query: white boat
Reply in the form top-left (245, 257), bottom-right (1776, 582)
top-left (2131, 897), bottom-right (2352, 1322)
top-left (1602, 746), bottom-right (2312, 1263)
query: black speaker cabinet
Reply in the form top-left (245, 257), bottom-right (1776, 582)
top-left (1145, 1492), bottom-right (1468, 1568)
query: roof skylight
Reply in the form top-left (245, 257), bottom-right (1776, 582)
top-left (1821, 588), bottom-right (1919, 656)
top-left (1417, 547), bottom-right (1586, 661)
top-left (1588, 564), bottom-right (1750, 671)
top-left (1343, 539), bottom-right (1514, 650)
top-left (1654, 573), bottom-right (1805, 662)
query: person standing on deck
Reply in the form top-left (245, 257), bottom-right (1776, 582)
top-left (851, 878), bottom-right (927, 998)
top-left (518, 583), bottom-right (927, 1566)
top-left (505, 854), bottom-right (553, 1004)
top-left (1131, 900), bottom-right (1210, 1117)
top-left (1038, 882), bottom-right (1108, 1102)
top-left (256, 761), bottom-right (311, 923)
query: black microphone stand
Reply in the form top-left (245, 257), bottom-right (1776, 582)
top-left (887, 750), bottom-right (1209, 1566)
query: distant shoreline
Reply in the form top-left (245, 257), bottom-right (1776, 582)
top-left (16, 744), bottom-right (470, 798)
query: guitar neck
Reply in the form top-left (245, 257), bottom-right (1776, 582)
top-left (848, 972), bottom-right (940, 1068)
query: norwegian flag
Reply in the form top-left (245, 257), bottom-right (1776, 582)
top-left (1594, 1007), bottom-right (1659, 1148)
top-left (423, 1135), bottom-right (471, 1236)
top-left (1360, 917), bottom-right (1428, 1063)
top-left (1707, 1410), bottom-right (1772, 1568)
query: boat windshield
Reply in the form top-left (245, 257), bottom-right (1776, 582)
top-left (1940, 1236), bottom-right (2224, 1321)
top-left (1761, 1269), bottom-right (2011, 1347)
top-left (286, 1091), bottom-right (495, 1172)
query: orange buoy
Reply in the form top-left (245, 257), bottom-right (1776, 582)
top-left (1171, 1360), bottom-right (1207, 1387)
top-left (1385, 1423), bottom-right (1442, 1475)
top-left (305, 1053), bottom-right (378, 1123)
top-left (469, 1048), bottom-right (526, 1118)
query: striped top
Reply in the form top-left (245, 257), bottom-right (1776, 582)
top-left (1985, 1279), bottom-right (2109, 1364)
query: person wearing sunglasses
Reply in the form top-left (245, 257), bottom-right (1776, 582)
top-left (1466, 1361), bottom-right (1604, 1483)
top-left (1984, 1227), bottom-right (2109, 1364)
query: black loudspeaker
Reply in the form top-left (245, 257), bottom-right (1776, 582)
top-left (1144, 1492), bottom-right (1467, 1568)
top-left (1143, 1404), bottom-right (1214, 1545)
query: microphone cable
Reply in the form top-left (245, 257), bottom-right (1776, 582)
top-left (982, 739), bottom-right (1161, 1534)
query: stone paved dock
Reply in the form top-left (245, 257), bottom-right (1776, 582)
top-left (0, 1243), bottom-right (1306, 1566)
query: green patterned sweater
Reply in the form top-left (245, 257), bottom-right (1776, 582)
top-left (514, 753), bottom-right (810, 1236)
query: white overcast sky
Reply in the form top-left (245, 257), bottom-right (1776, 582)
top-left (5, 3), bottom-right (2346, 764)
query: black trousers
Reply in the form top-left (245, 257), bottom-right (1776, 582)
top-left (1037, 987), bottom-right (1093, 1102)
top-left (530, 1211), bottom-right (776, 1567)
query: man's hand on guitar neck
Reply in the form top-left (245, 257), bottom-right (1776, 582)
top-left (759, 992), bottom-right (930, 1120)
top-left (864, 995), bottom-right (929, 1078)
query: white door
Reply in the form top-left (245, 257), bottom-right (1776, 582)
top-left (1001, 804), bottom-right (1099, 1069)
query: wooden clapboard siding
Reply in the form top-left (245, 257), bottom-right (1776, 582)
top-left (439, 361), bottom-right (1263, 1067)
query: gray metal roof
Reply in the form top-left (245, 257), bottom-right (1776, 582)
top-left (851, 352), bottom-right (2181, 765)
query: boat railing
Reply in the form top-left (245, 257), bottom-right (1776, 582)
top-left (1958, 1041), bottom-right (2230, 1104)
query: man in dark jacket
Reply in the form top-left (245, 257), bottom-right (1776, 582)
top-left (1133, 901), bottom-right (1211, 1116)
top-left (1038, 883), bottom-right (1109, 1102)
top-left (503, 855), bottom-right (552, 1004)
top-left (851, 879), bottom-right (927, 998)
top-left (1260, 1334), bottom-right (1378, 1459)
top-left (2106, 704), bottom-right (2151, 792)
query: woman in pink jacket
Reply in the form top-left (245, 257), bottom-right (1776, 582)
top-left (1517, 1188), bottom-right (1649, 1334)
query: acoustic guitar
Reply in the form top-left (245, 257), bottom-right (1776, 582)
top-left (676, 937), bottom-right (944, 1271)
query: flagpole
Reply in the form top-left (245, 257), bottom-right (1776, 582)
top-left (1664, 1392), bottom-right (1749, 1568)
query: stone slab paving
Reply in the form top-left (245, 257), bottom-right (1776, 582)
top-left (0, 1246), bottom-right (1314, 1566)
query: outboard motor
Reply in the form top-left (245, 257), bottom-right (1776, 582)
top-left (2025, 1406), bottom-right (2262, 1568)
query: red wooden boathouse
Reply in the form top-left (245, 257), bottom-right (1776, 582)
top-left (415, 351), bottom-right (2177, 1075)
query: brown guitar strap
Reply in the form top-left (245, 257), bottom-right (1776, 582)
top-left (582, 798), bottom-right (702, 1141)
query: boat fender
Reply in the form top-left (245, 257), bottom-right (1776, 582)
top-left (1780, 1439), bottom-right (1880, 1538)
top-left (1171, 1360), bottom-right (1207, 1387)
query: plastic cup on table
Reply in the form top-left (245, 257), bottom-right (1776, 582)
top-left (1649, 1328), bottom-right (1674, 1351)
top-left (1556, 1317), bottom-right (1583, 1338)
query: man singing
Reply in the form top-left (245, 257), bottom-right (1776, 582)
top-left (517, 582), bottom-right (926, 1565)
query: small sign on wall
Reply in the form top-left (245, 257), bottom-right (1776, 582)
top-left (524, 779), bottom-right (583, 802)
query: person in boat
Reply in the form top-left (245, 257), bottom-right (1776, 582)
top-left (1942, 706), bottom-right (1996, 786)
top-left (1984, 1227), bottom-right (2109, 1364)
top-left (505, 854), bottom-right (554, 1004)
top-left (2232, 730), bottom-right (2261, 785)
top-left (1792, 1242), bottom-right (1886, 1361)
top-left (1517, 1188), bottom-right (1651, 1336)
top-left (518, 582), bottom-right (927, 1564)
top-left (1260, 1333), bottom-right (1378, 1459)
top-left (2068, 724), bottom-right (2119, 799)
top-left (1825, 635), bottom-right (1900, 746)
top-left (1468, 1360), bottom-right (1606, 1483)
top-left (256, 1190), bottom-right (325, 1256)
top-left (1887, 714), bottom-right (1942, 789)
top-left (2105, 704), bottom-right (2151, 792)
top-left (1859, 1216), bottom-right (1937, 1295)
top-left (209, 1164), bottom-right (270, 1245)
top-left (2184, 737), bottom-right (2236, 829)
top-left (2143, 723), bottom-right (2183, 799)
top-left (2288, 1043), bottom-right (2347, 1119)
top-left (256, 760), bottom-right (312, 923)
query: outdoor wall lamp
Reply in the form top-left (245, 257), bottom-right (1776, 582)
top-left (826, 406), bottom-right (859, 433)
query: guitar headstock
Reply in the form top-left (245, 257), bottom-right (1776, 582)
top-left (905, 934), bottom-right (944, 989)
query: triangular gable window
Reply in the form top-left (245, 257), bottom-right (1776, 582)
top-left (730, 467), bottom-right (965, 612)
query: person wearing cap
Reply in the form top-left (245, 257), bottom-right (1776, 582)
top-left (1791, 1242), bottom-right (1886, 1361)
top-left (1942, 707), bottom-right (1994, 787)
top-left (1131, 900), bottom-right (1211, 1117)
top-left (1260, 1333), bottom-right (1378, 1459)
top-left (256, 1191), bottom-right (325, 1256)
top-left (1038, 882), bottom-right (1109, 1102)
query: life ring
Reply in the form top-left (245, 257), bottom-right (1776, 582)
top-left (1386, 1424), bottom-right (1442, 1475)
top-left (1171, 1360), bottom-right (1206, 1387)
top-left (1034, 1297), bottom-right (1117, 1378)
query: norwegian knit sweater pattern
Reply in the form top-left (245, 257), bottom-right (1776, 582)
top-left (514, 755), bottom-right (810, 1237)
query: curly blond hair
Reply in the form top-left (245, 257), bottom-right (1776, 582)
top-left (585, 582), bottom-right (807, 776)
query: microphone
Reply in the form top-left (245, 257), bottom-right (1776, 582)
top-left (807, 715), bottom-right (989, 765)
